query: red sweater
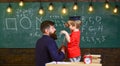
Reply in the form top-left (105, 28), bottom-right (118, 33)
top-left (67, 30), bottom-right (81, 58)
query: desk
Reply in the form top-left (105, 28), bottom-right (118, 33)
top-left (46, 62), bottom-right (102, 66)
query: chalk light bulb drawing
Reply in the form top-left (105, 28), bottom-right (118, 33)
top-left (48, 3), bottom-right (54, 11)
top-left (19, 0), bottom-right (24, 7)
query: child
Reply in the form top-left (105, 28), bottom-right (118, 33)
top-left (60, 16), bottom-right (82, 62)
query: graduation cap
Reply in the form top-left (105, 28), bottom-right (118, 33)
top-left (69, 16), bottom-right (81, 20)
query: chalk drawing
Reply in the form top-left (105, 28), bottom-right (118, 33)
top-left (89, 16), bottom-right (93, 23)
top-left (96, 16), bottom-right (102, 24)
top-left (16, 8), bottom-right (34, 18)
top-left (36, 17), bottom-right (42, 30)
top-left (96, 37), bottom-right (101, 43)
top-left (88, 26), bottom-right (95, 32)
top-left (81, 25), bottom-right (86, 32)
top-left (81, 36), bottom-right (106, 44)
top-left (81, 15), bottom-right (105, 44)
top-left (86, 37), bottom-right (91, 42)
top-left (91, 37), bottom-right (96, 44)
top-left (5, 18), bottom-right (17, 30)
top-left (29, 31), bottom-right (41, 37)
top-left (81, 36), bottom-right (85, 42)
top-left (5, 9), bottom-right (106, 45)
top-left (61, 20), bottom-right (65, 28)
top-left (98, 25), bottom-right (103, 32)
top-left (20, 16), bottom-right (31, 29)
top-left (101, 36), bottom-right (106, 42)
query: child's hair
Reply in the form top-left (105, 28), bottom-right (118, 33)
top-left (65, 20), bottom-right (82, 29)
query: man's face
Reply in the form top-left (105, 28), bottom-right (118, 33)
top-left (48, 25), bottom-right (57, 40)
top-left (48, 25), bottom-right (56, 34)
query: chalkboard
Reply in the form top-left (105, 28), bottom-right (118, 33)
top-left (0, 2), bottom-right (120, 48)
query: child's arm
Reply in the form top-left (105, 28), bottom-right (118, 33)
top-left (60, 30), bottom-right (70, 42)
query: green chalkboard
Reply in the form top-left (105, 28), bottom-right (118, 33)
top-left (0, 2), bottom-right (120, 48)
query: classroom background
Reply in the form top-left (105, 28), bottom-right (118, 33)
top-left (0, 0), bottom-right (120, 66)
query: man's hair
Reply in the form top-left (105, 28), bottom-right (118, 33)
top-left (40, 20), bottom-right (54, 33)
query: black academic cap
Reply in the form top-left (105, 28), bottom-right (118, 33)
top-left (69, 16), bottom-right (81, 20)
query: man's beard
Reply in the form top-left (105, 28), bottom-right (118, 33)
top-left (49, 31), bottom-right (57, 40)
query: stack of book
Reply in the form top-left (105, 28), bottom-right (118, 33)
top-left (91, 55), bottom-right (101, 63)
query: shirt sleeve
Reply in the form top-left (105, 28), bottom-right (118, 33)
top-left (47, 39), bottom-right (65, 61)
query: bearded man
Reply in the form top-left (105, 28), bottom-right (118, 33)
top-left (35, 20), bottom-right (65, 66)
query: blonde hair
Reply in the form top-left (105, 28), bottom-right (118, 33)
top-left (65, 20), bottom-right (82, 29)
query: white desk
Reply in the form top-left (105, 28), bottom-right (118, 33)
top-left (46, 62), bottom-right (102, 66)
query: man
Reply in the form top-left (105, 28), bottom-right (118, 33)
top-left (35, 20), bottom-right (65, 66)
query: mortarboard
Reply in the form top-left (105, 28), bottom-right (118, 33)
top-left (69, 16), bottom-right (81, 20)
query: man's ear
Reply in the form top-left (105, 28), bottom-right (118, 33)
top-left (45, 29), bottom-right (49, 34)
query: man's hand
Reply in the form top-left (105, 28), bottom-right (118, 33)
top-left (59, 45), bottom-right (67, 54)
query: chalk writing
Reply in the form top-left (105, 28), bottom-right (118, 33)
top-left (81, 16), bottom-right (105, 44)
top-left (81, 36), bottom-right (106, 44)
top-left (16, 8), bottom-right (34, 18)
top-left (4, 7), bottom-right (106, 45)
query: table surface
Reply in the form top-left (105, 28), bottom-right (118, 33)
top-left (46, 62), bottom-right (102, 66)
